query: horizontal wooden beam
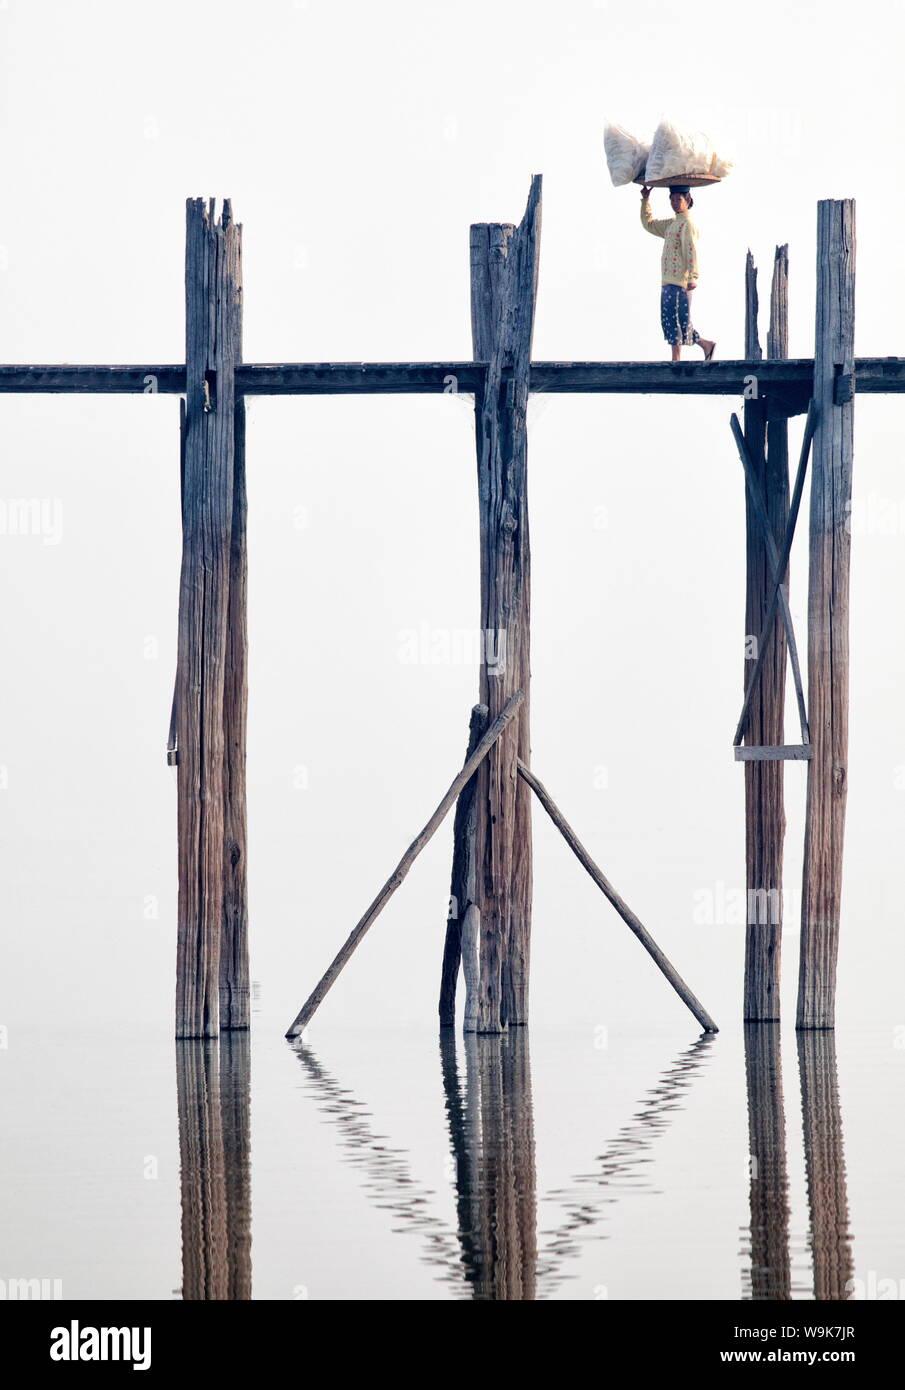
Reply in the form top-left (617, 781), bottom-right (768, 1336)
top-left (238, 362), bottom-right (485, 395)
top-left (735, 745), bottom-right (813, 761)
top-left (1, 357), bottom-right (904, 398)
top-left (0, 365), bottom-right (187, 393)
top-left (529, 358), bottom-right (905, 397)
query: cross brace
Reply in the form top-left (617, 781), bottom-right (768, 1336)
top-left (730, 408), bottom-right (816, 757)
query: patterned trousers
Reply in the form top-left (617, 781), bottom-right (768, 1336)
top-left (660, 283), bottom-right (701, 346)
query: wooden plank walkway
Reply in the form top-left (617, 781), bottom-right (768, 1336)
top-left (1, 357), bottom-right (904, 397)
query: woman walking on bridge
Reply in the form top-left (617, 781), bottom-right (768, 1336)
top-left (640, 184), bottom-right (716, 363)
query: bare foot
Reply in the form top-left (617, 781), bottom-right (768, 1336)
top-left (699, 339), bottom-right (717, 362)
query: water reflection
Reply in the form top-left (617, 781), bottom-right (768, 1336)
top-left (740, 1023), bottom-right (854, 1301)
top-left (176, 1032), bottom-right (252, 1300)
top-left (293, 1030), bottom-right (713, 1299)
top-left (797, 1031), bottom-right (854, 1300)
top-left (742, 1023), bottom-right (791, 1300)
top-left (441, 1031), bottom-right (537, 1299)
top-left (536, 1034), bottom-right (714, 1295)
top-left (293, 1044), bottom-right (464, 1276)
top-left (174, 1020), bottom-right (856, 1299)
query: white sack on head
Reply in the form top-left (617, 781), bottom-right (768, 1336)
top-left (603, 123), bottom-right (650, 186)
top-left (645, 118), bottom-right (732, 180)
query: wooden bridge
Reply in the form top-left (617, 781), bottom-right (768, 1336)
top-left (1, 179), bottom-right (876, 1038)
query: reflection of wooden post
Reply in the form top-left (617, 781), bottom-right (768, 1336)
top-left (743, 249), bottom-right (790, 1020)
top-left (218, 1031), bottom-right (252, 1299)
top-left (176, 198), bottom-right (245, 1038)
top-left (797, 1030), bottom-right (853, 1300)
top-left (439, 1032), bottom-right (481, 1287)
top-left (176, 1036), bottom-right (251, 1300)
top-left (440, 1032), bottom-right (538, 1299)
top-left (465, 1032), bottom-right (537, 1299)
top-left (470, 177), bottom-right (541, 1031)
top-left (798, 201), bottom-right (856, 1028)
top-left (177, 1042), bottom-right (226, 1299)
top-left (743, 1023), bottom-right (791, 1300)
top-left (502, 1029), bottom-right (536, 1298)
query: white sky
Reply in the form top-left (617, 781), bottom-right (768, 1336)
top-left (2, 0), bottom-right (905, 1038)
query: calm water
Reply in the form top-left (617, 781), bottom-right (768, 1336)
top-left (1, 1013), bottom-right (902, 1300)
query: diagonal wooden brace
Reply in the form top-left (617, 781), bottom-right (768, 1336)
top-left (734, 401), bottom-right (818, 746)
top-left (516, 760), bottom-right (718, 1033)
top-left (730, 412), bottom-right (811, 746)
top-left (285, 691), bottom-right (524, 1039)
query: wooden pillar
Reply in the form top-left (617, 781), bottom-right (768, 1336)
top-left (798, 201), bottom-right (855, 1029)
top-left (175, 197), bottom-right (245, 1038)
top-left (468, 176), bottom-right (541, 1032)
top-left (221, 385), bottom-right (249, 1029)
top-left (743, 248), bottom-right (790, 1019)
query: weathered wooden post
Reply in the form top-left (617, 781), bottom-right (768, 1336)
top-left (467, 176), bottom-right (541, 1032)
top-left (175, 197), bottom-right (246, 1038)
top-left (798, 201), bottom-right (855, 1029)
top-left (743, 248), bottom-right (791, 1019)
top-left (221, 383), bottom-right (249, 1029)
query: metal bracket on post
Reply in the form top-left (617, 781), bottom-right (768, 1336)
top-left (833, 367), bottom-right (854, 405)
